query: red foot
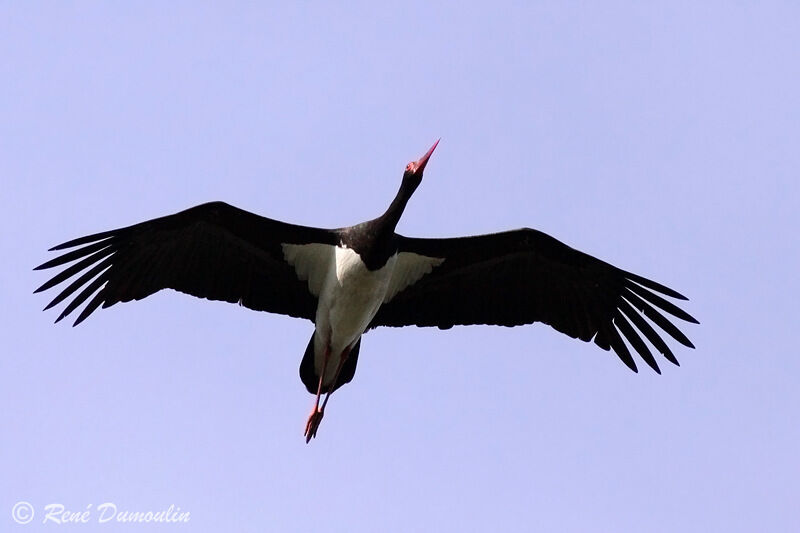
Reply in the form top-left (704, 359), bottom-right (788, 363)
top-left (304, 408), bottom-right (324, 443)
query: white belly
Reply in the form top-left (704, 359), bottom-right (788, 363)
top-left (316, 246), bottom-right (396, 359)
top-left (282, 242), bottom-right (443, 386)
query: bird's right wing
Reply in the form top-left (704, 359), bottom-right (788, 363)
top-left (371, 229), bottom-right (698, 373)
top-left (35, 201), bottom-right (338, 325)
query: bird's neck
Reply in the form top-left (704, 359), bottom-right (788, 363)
top-left (379, 180), bottom-right (416, 233)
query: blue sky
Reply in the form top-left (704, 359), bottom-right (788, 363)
top-left (2, 3), bottom-right (798, 532)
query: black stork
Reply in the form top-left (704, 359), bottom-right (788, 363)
top-left (35, 140), bottom-right (697, 442)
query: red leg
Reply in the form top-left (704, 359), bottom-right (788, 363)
top-left (304, 345), bottom-right (331, 443)
top-left (303, 345), bottom-right (352, 443)
top-left (319, 347), bottom-right (351, 413)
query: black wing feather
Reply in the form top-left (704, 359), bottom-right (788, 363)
top-left (371, 229), bottom-right (697, 372)
top-left (35, 201), bottom-right (336, 325)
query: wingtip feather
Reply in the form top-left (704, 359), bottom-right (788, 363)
top-left (625, 272), bottom-right (690, 301)
top-left (49, 231), bottom-right (115, 251)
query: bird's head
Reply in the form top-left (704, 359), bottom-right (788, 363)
top-left (402, 139), bottom-right (440, 188)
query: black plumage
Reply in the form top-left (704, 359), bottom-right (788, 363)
top-left (35, 202), bottom-right (336, 325)
top-left (373, 230), bottom-right (697, 373)
top-left (35, 140), bottom-right (698, 440)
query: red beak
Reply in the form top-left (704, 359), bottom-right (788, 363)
top-left (415, 139), bottom-right (440, 173)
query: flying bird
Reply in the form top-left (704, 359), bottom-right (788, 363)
top-left (35, 140), bottom-right (697, 442)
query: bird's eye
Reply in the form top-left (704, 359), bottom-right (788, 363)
top-left (405, 163), bottom-right (415, 172)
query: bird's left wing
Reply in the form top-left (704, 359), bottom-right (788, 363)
top-left (370, 229), bottom-right (698, 373)
top-left (35, 201), bottom-right (338, 325)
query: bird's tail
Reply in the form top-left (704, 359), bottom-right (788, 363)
top-left (299, 332), bottom-right (361, 394)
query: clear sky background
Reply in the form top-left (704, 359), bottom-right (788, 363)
top-left (2, 3), bottom-right (798, 532)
